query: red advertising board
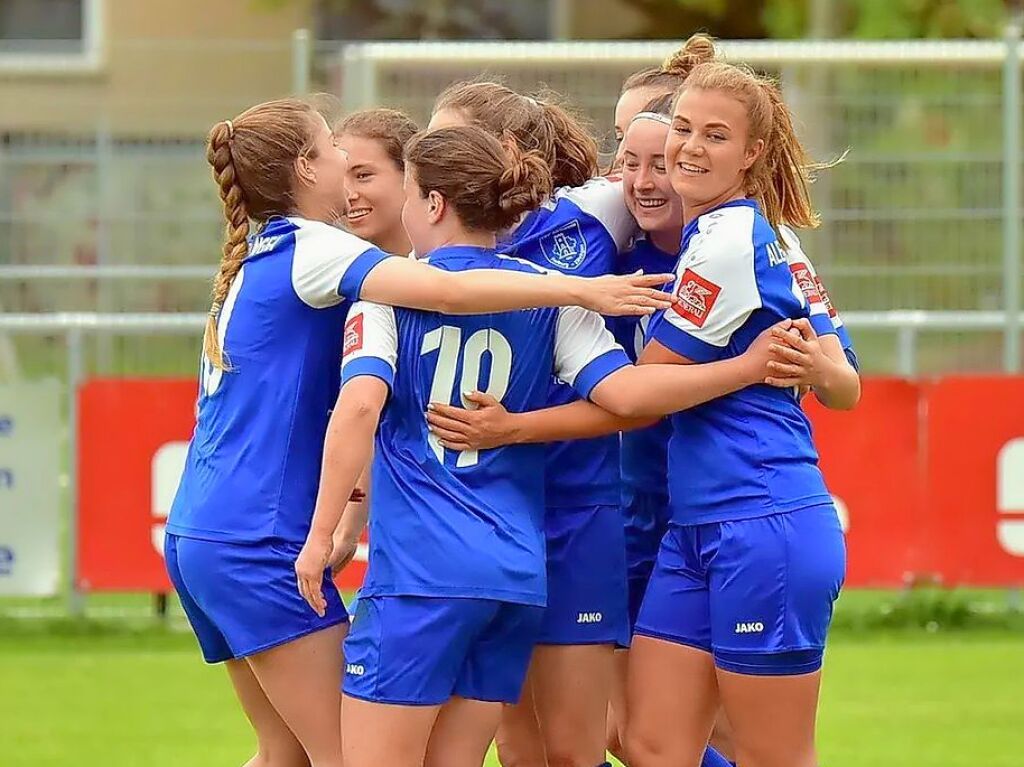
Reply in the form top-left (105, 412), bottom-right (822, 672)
top-left (805, 379), bottom-right (927, 586)
top-left (76, 376), bottom-right (1024, 593)
top-left (78, 379), bottom-right (197, 591)
top-left (924, 377), bottom-right (1024, 586)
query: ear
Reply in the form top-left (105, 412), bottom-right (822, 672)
top-left (426, 190), bottom-right (446, 225)
top-left (743, 138), bottom-right (765, 171)
top-left (295, 154), bottom-right (317, 187)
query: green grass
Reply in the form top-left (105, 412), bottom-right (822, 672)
top-left (1, 621), bottom-right (1022, 766)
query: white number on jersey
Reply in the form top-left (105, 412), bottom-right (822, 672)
top-left (200, 267), bottom-right (245, 397)
top-left (421, 325), bottom-right (513, 468)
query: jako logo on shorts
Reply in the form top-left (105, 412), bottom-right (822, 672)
top-left (576, 612), bottom-right (603, 624)
top-left (346, 663), bottom-right (365, 676)
top-left (734, 621), bottom-right (764, 634)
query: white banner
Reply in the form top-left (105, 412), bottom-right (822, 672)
top-left (0, 379), bottom-right (62, 596)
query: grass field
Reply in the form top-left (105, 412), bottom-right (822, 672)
top-left (2, 594), bottom-right (1022, 766)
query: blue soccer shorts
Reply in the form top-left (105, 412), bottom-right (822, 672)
top-left (165, 533), bottom-right (348, 664)
top-left (539, 504), bottom-right (630, 647)
top-left (634, 504), bottom-right (846, 675)
top-left (342, 595), bottom-right (543, 706)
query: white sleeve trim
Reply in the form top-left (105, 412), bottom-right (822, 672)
top-left (662, 206), bottom-right (760, 348)
top-left (343, 301), bottom-right (398, 373)
top-left (551, 178), bottom-right (637, 252)
top-left (553, 305), bottom-right (622, 386)
top-left (290, 218), bottom-right (378, 309)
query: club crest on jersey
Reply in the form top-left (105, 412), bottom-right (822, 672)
top-left (539, 221), bottom-right (587, 271)
top-left (790, 263), bottom-right (822, 304)
top-left (672, 269), bottom-right (721, 328)
top-left (344, 314), bottom-right (363, 356)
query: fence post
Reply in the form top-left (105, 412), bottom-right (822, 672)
top-left (897, 325), bottom-right (917, 377)
top-left (292, 28), bottom-right (311, 95)
top-left (66, 328), bottom-right (84, 617)
top-left (1003, 8), bottom-right (1023, 372)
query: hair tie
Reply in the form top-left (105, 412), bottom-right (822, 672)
top-left (225, 120), bottom-right (235, 138)
top-left (631, 111), bottom-right (672, 126)
top-left (525, 96), bottom-right (540, 108)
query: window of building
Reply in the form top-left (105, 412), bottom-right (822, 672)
top-left (0, 0), bottom-right (85, 53)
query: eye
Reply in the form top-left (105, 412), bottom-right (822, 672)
top-left (624, 159), bottom-right (639, 171)
top-left (356, 172), bottom-right (373, 181)
top-left (709, 132), bottom-right (727, 142)
top-left (654, 161), bottom-right (667, 173)
top-left (673, 125), bottom-right (691, 135)
top-left (614, 130), bottom-right (624, 142)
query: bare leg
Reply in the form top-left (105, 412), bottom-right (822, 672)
top-left (716, 668), bottom-right (822, 767)
top-left (531, 643), bottom-right (616, 767)
top-left (606, 649), bottom-right (630, 762)
top-left (225, 659), bottom-right (311, 767)
top-left (246, 624), bottom-right (347, 767)
top-left (495, 673), bottom-right (546, 767)
top-left (624, 636), bottom-right (718, 767)
top-left (424, 695), bottom-right (503, 767)
top-left (709, 707), bottom-right (736, 764)
top-left (342, 694), bottom-right (440, 767)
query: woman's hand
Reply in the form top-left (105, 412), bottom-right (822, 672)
top-left (295, 534), bottom-right (333, 617)
top-left (328, 531), bottom-right (359, 575)
top-left (425, 392), bottom-right (517, 451)
top-left (577, 271), bottom-right (675, 317)
top-left (740, 318), bottom-right (795, 385)
top-left (764, 319), bottom-right (831, 389)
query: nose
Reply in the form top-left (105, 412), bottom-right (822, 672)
top-left (635, 164), bottom-right (655, 190)
top-left (681, 132), bottom-right (704, 157)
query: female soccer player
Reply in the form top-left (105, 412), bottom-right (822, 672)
top-left (294, 125), bottom-right (788, 767)
top-left (335, 108), bottom-right (418, 255)
top-left (625, 62), bottom-right (859, 767)
top-left (163, 97), bottom-right (675, 767)
top-left (429, 82), bottom-right (638, 767)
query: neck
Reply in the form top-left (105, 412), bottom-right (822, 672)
top-left (682, 182), bottom-right (747, 227)
top-left (650, 225), bottom-right (683, 255)
top-left (378, 228), bottom-right (412, 256)
top-left (293, 195), bottom-right (340, 225)
top-left (428, 223), bottom-right (496, 252)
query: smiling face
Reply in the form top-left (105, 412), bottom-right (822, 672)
top-left (621, 117), bottom-right (682, 247)
top-left (665, 87), bottom-right (764, 220)
top-left (337, 133), bottom-right (407, 250)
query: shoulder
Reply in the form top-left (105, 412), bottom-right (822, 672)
top-left (688, 205), bottom-right (757, 266)
top-left (550, 177), bottom-right (635, 251)
top-left (291, 217), bottom-right (379, 258)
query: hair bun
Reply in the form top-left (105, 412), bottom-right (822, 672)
top-left (662, 33), bottom-right (717, 76)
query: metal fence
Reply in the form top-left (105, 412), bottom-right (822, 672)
top-left (1, 36), bottom-right (1023, 376)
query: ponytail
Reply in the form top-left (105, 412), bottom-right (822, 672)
top-left (536, 94), bottom-right (599, 188)
top-left (497, 136), bottom-right (553, 227)
top-left (620, 33), bottom-right (719, 96)
top-left (204, 121), bottom-right (250, 371)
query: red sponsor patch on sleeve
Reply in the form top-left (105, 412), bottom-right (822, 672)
top-left (814, 276), bottom-right (838, 318)
top-left (790, 263), bottom-right (822, 304)
top-left (671, 269), bottom-right (722, 328)
top-left (343, 313), bottom-right (363, 357)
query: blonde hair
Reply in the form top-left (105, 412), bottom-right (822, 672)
top-left (204, 98), bottom-right (322, 370)
top-left (620, 33), bottom-right (718, 97)
top-left (680, 61), bottom-right (830, 236)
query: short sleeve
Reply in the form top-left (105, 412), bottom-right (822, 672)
top-left (555, 178), bottom-right (638, 254)
top-left (290, 219), bottom-right (391, 308)
top-left (778, 226), bottom-right (839, 340)
top-left (341, 302), bottom-right (398, 390)
top-left (553, 305), bottom-right (630, 400)
top-left (649, 222), bottom-right (760, 363)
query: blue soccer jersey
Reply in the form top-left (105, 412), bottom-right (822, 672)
top-left (646, 199), bottom-right (838, 525)
top-left (611, 235), bottom-right (676, 494)
top-left (341, 245), bottom-right (630, 606)
top-left (500, 178), bottom-right (637, 506)
top-left (167, 216), bottom-right (391, 545)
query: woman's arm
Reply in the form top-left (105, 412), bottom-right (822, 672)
top-left (764, 319), bottom-right (861, 410)
top-left (329, 459), bottom-right (371, 575)
top-left (360, 257), bottom-right (675, 318)
top-left (295, 377), bottom-right (387, 617)
top-left (425, 391), bottom-right (657, 451)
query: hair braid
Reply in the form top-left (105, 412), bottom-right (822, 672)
top-left (204, 121), bottom-right (250, 370)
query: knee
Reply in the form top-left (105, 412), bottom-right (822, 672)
top-left (494, 740), bottom-right (545, 767)
top-left (622, 724), bottom-right (668, 767)
top-left (544, 751), bottom-right (592, 767)
top-left (246, 745), bottom-right (310, 767)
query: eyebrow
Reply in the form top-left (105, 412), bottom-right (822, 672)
top-left (672, 115), bottom-right (732, 131)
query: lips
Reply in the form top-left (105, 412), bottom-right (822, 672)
top-left (347, 207), bottom-right (372, 222)
top-left (635, 197), bottom-right (668, 211)
top-left (677, 162), bottom-right (709, 175)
